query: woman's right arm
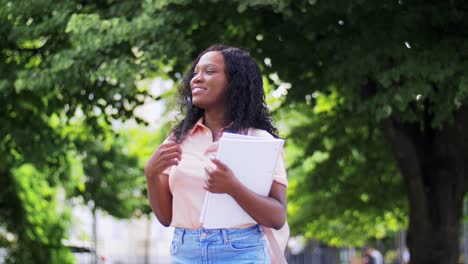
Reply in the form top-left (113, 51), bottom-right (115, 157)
top-left (145, 141), bottom-right (181, 227)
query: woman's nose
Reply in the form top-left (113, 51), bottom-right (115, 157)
top-left (192, 73), bottom-right (203, 83)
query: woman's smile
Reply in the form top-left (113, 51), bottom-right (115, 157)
top-left (190, 51), bottom-right (228, 111)
top-left (192, 86), bottom-right (207, 95)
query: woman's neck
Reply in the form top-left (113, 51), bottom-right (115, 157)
top-left (203, 111), bottom-right (226, 141)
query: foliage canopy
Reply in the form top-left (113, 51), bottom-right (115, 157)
top-left (1, 0), bottom-right (467, 263)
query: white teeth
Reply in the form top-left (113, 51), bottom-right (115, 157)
top-left (192, 87), bottom-right (206, 93)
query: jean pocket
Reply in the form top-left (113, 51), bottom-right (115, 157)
top-left (229, 235), bottom-right (264, 251)
top-left (170, 240), bottom-right (180, 255)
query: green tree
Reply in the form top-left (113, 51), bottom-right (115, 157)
top-left (0, 1), bottom-right (159, 262)
top-left (2, 1), bottom-right (467, 264)
top-left (123, 1), bottom-right (466, 263)
top-left (75, 128), bottom-right (146, 220)
top-left (278, 99), bottom-right (407, 246)
top-left (72, 123), bottom-right (147, 264)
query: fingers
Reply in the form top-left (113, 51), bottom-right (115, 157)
top-left (161, 143), bottom-right (182, 156)
top-left (203, 167), bottom-right (211, 191)
top-left (162, 155), bottom-right (180, 167)
top-left (203, 164), bottom-right (232, 193)
top-left (209, 158), bottom-right (228, 171)
top-left (162, 140), bottom-right (178, 147)
top-left (160, 150), bottom-right (181, 162)
top-left (204, 166), bottom-right (214, 176)
top-left (158, 143), bottom-right (182, 163)
top-left (203, 166), bottom-right (218, 191)
top-left (204, 159), bottom-right (233, 181)
top-left (146, 142), bottom-right (181, 177)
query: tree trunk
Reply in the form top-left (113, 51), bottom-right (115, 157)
top-left (145, 214), bottom-right (151, 264)
top-left (464, 199), bottom-right (468, 263)
top-left (380, 105), bottom-right (468, 264)
top-left (92, 206), bottom-right (98, 264)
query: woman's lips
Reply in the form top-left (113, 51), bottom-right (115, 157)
top-left (192, 87), bottom-right (207, 95)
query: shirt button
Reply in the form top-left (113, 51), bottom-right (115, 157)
top-left (200, 232), bottom-right (207, 239)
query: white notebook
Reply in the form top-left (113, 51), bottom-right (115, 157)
top-left (200, 132), bottom-right (284, 228)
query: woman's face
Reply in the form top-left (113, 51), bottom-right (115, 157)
top-left (190, 51), bottom-right (228, 112)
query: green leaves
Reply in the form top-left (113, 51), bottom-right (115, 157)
top-left (278, 92), bottom-right (407, 245)
top-left (77, 133), bottom-right (146, 219)
top-left (1, 1), bottom-right (170, 262)
top-left (2, 0), bottom-right (467, 259)
top-left (10, 164), bottom-right (74, 264)
top-left (66, 14), bottom-right (130, 53)
top-left (13, 165), bottom-right (62, 243)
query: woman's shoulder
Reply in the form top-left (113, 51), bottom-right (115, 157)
top-left (247, 128), bottom-right (276, 139)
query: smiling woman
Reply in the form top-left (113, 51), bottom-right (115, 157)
top-left (190, 51), bottom-right (228, 115)
top-left (145, 45), bottom-right (289, 264)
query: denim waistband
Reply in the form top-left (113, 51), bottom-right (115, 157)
top-left (173, 224), bottom-right (263, 243)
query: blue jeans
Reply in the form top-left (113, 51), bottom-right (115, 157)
top-left (170, 225), bottom-right (270, 264)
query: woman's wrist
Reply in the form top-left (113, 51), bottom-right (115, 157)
top-left (145, 168), bottom-right (156, 180)
top-left (145, 167), bottom-right (164, 181)
top-left (227, 179), bottom-right (245, 199)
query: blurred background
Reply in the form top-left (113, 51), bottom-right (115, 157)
top-left (1, 0), bottom-right (467, 263)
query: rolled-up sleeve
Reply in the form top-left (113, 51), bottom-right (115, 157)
top-left (273, 150), bottom-right (288, 187)
top-left (248, 128), bottom-right (288, 188)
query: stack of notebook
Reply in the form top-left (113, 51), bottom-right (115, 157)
top-left (200, 132), bottom-right (284, 228)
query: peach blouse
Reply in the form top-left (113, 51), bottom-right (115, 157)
top-left (161, 118), bottom-right (289, 263)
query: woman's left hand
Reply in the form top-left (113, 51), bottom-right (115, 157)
top-left (203, 158), bottom-right (240, 195)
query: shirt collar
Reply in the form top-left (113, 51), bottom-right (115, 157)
top-left (189, 117), bottom-right (230, 138)
top-left (188, 117), bottom-right (208, 135)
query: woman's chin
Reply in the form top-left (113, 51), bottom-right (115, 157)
top-left (192, 101), bottom-right (207, 110)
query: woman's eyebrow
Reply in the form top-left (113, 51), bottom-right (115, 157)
top-left (196, 63), bottom-right (220, 68)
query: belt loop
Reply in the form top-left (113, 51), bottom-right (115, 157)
top-left (181, 229), bottom-right (185, 244)
top-left (222, 229), bottom-right (229, 244)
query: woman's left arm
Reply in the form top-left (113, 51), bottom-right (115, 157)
top-left (204, 159), bottom-right (287, 230)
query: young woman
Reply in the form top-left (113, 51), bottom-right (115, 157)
top-left (145, 45), bottom-right (289, 263)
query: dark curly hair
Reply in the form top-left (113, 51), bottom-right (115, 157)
top-left (171, 44), bottom-right (278, 143)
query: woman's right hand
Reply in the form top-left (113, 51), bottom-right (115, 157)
top-left (145, 141), bottom-right (182, 179)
